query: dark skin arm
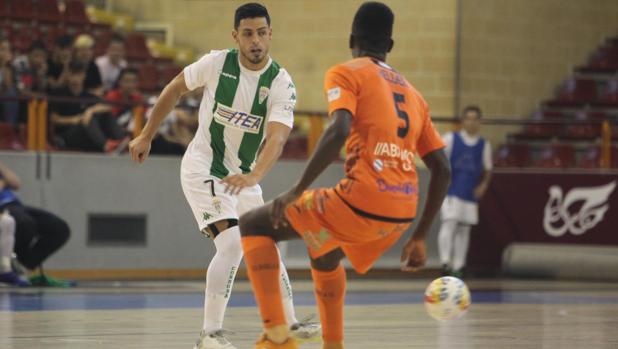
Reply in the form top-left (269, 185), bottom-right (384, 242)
top-left (400, 148), bottom-right (451, 271)
top-left (271, 109), bottom-right (352, 228)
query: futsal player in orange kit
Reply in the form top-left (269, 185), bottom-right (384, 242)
top-left (238, 2), bottom-right (452, 348)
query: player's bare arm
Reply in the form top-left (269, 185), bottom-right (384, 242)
top-left (222, 121), bottom-right (291, 195)
top-left (401, 148), bottom-right (451, 271)
top-left (271, 109), bottom-right (352, 228)
top-left (129, 72), bottom-right (190, 164)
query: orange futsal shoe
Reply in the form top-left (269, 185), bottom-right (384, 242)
top-left (254, 334), bottom-right (299, 349)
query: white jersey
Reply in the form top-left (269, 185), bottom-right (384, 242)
top-left (182, 49), bottom-right (296, 178)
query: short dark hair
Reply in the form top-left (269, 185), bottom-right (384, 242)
top-left (28, 40), bottom-right (47, 53)
top-left (351, 2), bottom-right (394, 53)
top-left (67, 60), bottom-right (86, 74)
top-left (55, 35), bottom-right (74, 49)
top-left (234, 3), bottom-right (270, 30)
top-left (109, 33), bottom-right (126, 45)
top-left (462, 105), bottom-right (482, 119)
top-left (113, 67), bottom-right (138, 89)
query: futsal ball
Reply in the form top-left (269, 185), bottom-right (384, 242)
top-left (424, 276), bottom-right (471, 321)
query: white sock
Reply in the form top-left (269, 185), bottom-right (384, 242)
top-left (438, 219), bottom-right (458, 267)
top-left (202, 225), bottom-right (242, 333)
top-left (278, 254), bottom-right (298, 325)
top-left (452, 224), bottom-right (471, 271)
top-left (0, 212), bottom-right (16, 273)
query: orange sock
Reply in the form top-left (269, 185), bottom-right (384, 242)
top-left (311, 264), bottom-right (346, 342)
top-left (242, 236), bottom-right (287, 328)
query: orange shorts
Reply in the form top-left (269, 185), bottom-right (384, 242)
top-left (285, 188), bottom-right (411, 274)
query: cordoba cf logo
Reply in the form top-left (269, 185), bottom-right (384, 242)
top-left (543, 181), bottom-right (616, 237)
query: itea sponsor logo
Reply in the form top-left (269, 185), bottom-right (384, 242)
top-left (373, 142), bottom-right (414, 171)
top-left (543, 181), bottom-right (616, 237)
top-left (376, 179), bottom-right (417, 195)
top-left (213, 103), bottom-right (263, 134)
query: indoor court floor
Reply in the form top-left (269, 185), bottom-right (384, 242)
top-left (1, 279), bottom-right (617, 349)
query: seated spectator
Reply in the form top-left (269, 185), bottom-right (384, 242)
top-left (49, 61), bottom-right (128, 153)
top-left (73, 34), bottom-right (103, 96)
top-left (96, 34), bottom-right (127, 91)
top-left (0, 36), bottom-right (19, 128)
top-left (0, 162), bottom-right (72, 287)
top-left (105, 67), bottom-right (143, 129)
top-left (13, 40), bottom-right (49, 96)
top-left (143, 92), bottom-right (199, 156)
top-left (0, 209), bottom-right (28, 287)
top-left (47, 35), bottom-right (73, 91)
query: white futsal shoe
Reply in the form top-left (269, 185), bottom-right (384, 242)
top-left (289, 315), bottom-right (322, 343)
top-left (194, 329), bottom-right (237, 349)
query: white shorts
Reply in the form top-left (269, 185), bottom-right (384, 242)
top-left (441, 195), bottom-right (478, 225)
top-left (180, 170), bottom-right (264, 233)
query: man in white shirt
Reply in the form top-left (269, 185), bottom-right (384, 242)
top-left (129, 3), bottom-right (319, 349)
top-left (95, 34), bottom-right (128, 91)
top-left (438, 105), bottom-right (492, 278)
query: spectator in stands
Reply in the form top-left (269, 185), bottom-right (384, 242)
top-left (105, 67), bottom-right (143, 130)
top-left (47, 35), bottom-right (74, 91)
top-left (0, 162), bottom-right (72, 287)
top-left (13, 40), bottom-right (49, 96)
top-left (73, 34), bottom-right (103, 96)
top-left (0, 36), bottom-right (19, 129)
top-left (438, 105), bottom-right (493, 278)
top-left (96, 34), bottom-right (127, 91)
top-left (143, 91), bottom-right (199, 155)
top-left (49, 61), bottom-right (128, 153)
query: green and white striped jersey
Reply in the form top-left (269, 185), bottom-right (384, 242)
top-left (182, 49), bottom-right (296, 178)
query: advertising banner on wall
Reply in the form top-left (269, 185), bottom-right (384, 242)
top-left (467, 170), bottom-right (618, 270)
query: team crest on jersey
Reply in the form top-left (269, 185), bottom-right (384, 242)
top-left (259, 86), bottom-right (270, 104)
top-left (214, 103), bottom-right (263, 134)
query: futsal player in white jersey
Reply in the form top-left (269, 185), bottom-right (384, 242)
top-left (438, 106), bottom-right (492, 278)
top-left (129, 3), bottom-right (320, 348)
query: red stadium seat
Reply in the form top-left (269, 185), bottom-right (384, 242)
top-left (534, 143), bottom-right (576, 168)
top-left (0, 123), bottom-right (26, 150)
top-left (0, 0), bottom-right (10, 19)
top-left (594, 79), bottom-right (618, 106)
top-left (494, 143), bottom-right (531, 168)
top-left (92, 30), bottom-right (114, 57)
top-left (578, 145), bottom-right (601, 169)
top-left (137, 64), bottom-right (160, 92)
top-left (41, 26), bottom-right (67, 50)
top-left (63, 0), bottom-right (90, 25)
top-left (9, 26), bottom-right (39, 54)
top-left (159, 65), bottom-right (182, 88)
top-left (126, 33), bottom-right (152, 61)
top-left (545, 78), bottom-right (597, 107)
top-left (0, 123), bottom-right (15, 150)
top-left (563, 111), bottom-right (605, 139)
top-left (579, 145), bottom-right (618, 169)
top-left (588, 46), bottom-right (618, 70)
top-left (9, 0), bottom-right (35, 21)
top-left (0, 24), bottom-right (12, 39)
top-left (519, 111), bottom-right (564, 139)
top-left (35, 0), bottom-right (62, 24)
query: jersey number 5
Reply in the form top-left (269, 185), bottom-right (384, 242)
top-left (393, 93), bottom-right (409, 138)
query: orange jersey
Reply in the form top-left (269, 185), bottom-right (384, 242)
top-left (324, 57), bottom-right (445, 219)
